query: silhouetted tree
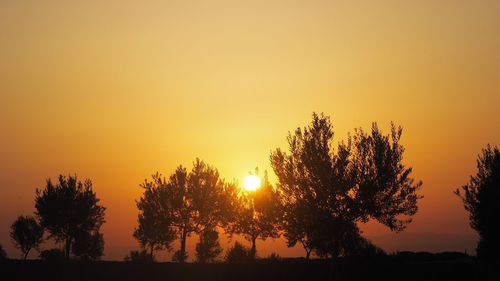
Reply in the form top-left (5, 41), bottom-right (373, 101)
top-left (139, 159), bottom-right (236, 263)
top-left (35, 175), bottom-right (106, 259)
top-left (271, 113), bottom-right (422, 258)
top-left (72, 230), bottom-right (104, 260)
top-left (312, 223), bottom-right (385, 257)
top-left (140, 168), bottom-right (193, 263)
top-left (455, 144), bottom-right (500, 261)
top-left (134, 177), bottom-right (177, 257)
top-left (124, 249), bottom-right (155, 263)
top-left (225, 241), bottom-right (253, 263)
top-left (187, 160), bottom-right (237, 262)
top-left (0, 244), bottom-right (7, 260)
top-left (227, 171), bottom-right (282, 258)
top-left (10, 215), bottom-right (44, 259)
top-left (195, 227), bottom-right (223, 263)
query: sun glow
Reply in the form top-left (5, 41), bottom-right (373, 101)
top-left (243, 175), bottom-right (261, 191)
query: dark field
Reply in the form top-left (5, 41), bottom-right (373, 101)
top-left (1, 254), bottom-right (498, 281)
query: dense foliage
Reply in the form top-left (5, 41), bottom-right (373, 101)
top-left (224, 241), bottom-right (254, 263)
top-left (271, 113), bottom-right (422, 258)
top-left (35, 175), bottom-right (106, 259)
top-left (10, 215), bottom-right (44, 259)
top-left (456, 145), bottom-right (500, 261)
top-left (195, 227), bottom-right (223, 263)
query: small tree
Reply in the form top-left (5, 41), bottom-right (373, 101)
top-left (39, 248), bottom-right (65, 262)
top-left (195, 227), bottom-right (223, 263)
top-left (271, 113), bottom-right (422, 258)
top-left (35, 175), bottom-right (106, 259)
top-left (455, 144), bottom-right (500, 261)
top-left (10, 215), bottom-right (44, 259)
top-left (227, 171), bottom-right (282, 258)
top-left (72, 230), bottom-right (104, 260)
top-left (134, 176), bottom-right (177, 257)
top-left (140, 167), bottom-right (194, 263)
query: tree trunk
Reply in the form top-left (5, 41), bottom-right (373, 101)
top-left (305, 249), bottom-right (311, 260)
top-left (301, 240), bottom-right (311, 260)
top-left (179, 228), bottom-right (188, 263)
top-left (24, 249), bottom-right (30, 260)
top-left (65, 236), bottom-right (72, 260)
top-left (328, 254), bottom-right (338, 281)
top-left (198, 234), bottom-right (205, 264)
top-left (250, 237), bottom-right (257, 259)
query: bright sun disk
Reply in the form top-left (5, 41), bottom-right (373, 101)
top-left (243, 175), bottom-right (261, 191)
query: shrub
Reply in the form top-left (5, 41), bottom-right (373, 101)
top-left (124, 249), bottom-right (155, 263)
top-left (225, 242), bottom-right (253, 263)
top-left (172, 250), bottom-right (188, 263)
top-left (39, 249), bottom-right (65, 262)
top-left (195, 227), bottom-right (223, 263)
top-left (265, 252), bottom-right (282, 261)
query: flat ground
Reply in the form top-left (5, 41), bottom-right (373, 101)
top-left (1, 254), bottom-right (498, 281)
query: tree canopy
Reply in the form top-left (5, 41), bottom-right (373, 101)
top-left (10, 215), bottom-right (44, 259)
top-left (134, 177), bottom-right (177, 256)
top-left (455, 144), bottom-right (500, 261)
top-left (72, 230), bottom-right (104, 260)
top-left (271, 113), bottom-right (422, 258)
top-left (35, 175), bottom-right (106, 259)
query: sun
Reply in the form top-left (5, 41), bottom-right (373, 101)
top-left (243, 175), bottom-right (261, 191)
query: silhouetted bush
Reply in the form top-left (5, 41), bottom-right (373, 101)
top-left (172, 249), bottom-right (188, 262)
top-left (225, 242), bottom-right (254, 263)
top-left (0, 244), bottom-right (7, 260)
top-left (394, 251), bottom-right (471, 263)
top-left (124, 249), bottom-right (155, 263)
top-left (39, 248), bottom-right (65, 262)
top-left (195, 227), bottom-right (222, 263)
top-left (265, 252), bottom-right (282, 261)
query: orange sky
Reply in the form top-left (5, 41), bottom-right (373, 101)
top-left (1, 0), bottom-right (499, 260)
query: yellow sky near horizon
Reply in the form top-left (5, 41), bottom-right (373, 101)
top-left (1, 0), bottom-right (499, 260)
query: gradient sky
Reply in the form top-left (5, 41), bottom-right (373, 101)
top-left (1, 0), bottom-right (499, 260)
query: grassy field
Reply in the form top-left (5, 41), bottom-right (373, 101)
top-left (0, 254), bottom-right (498, 281)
